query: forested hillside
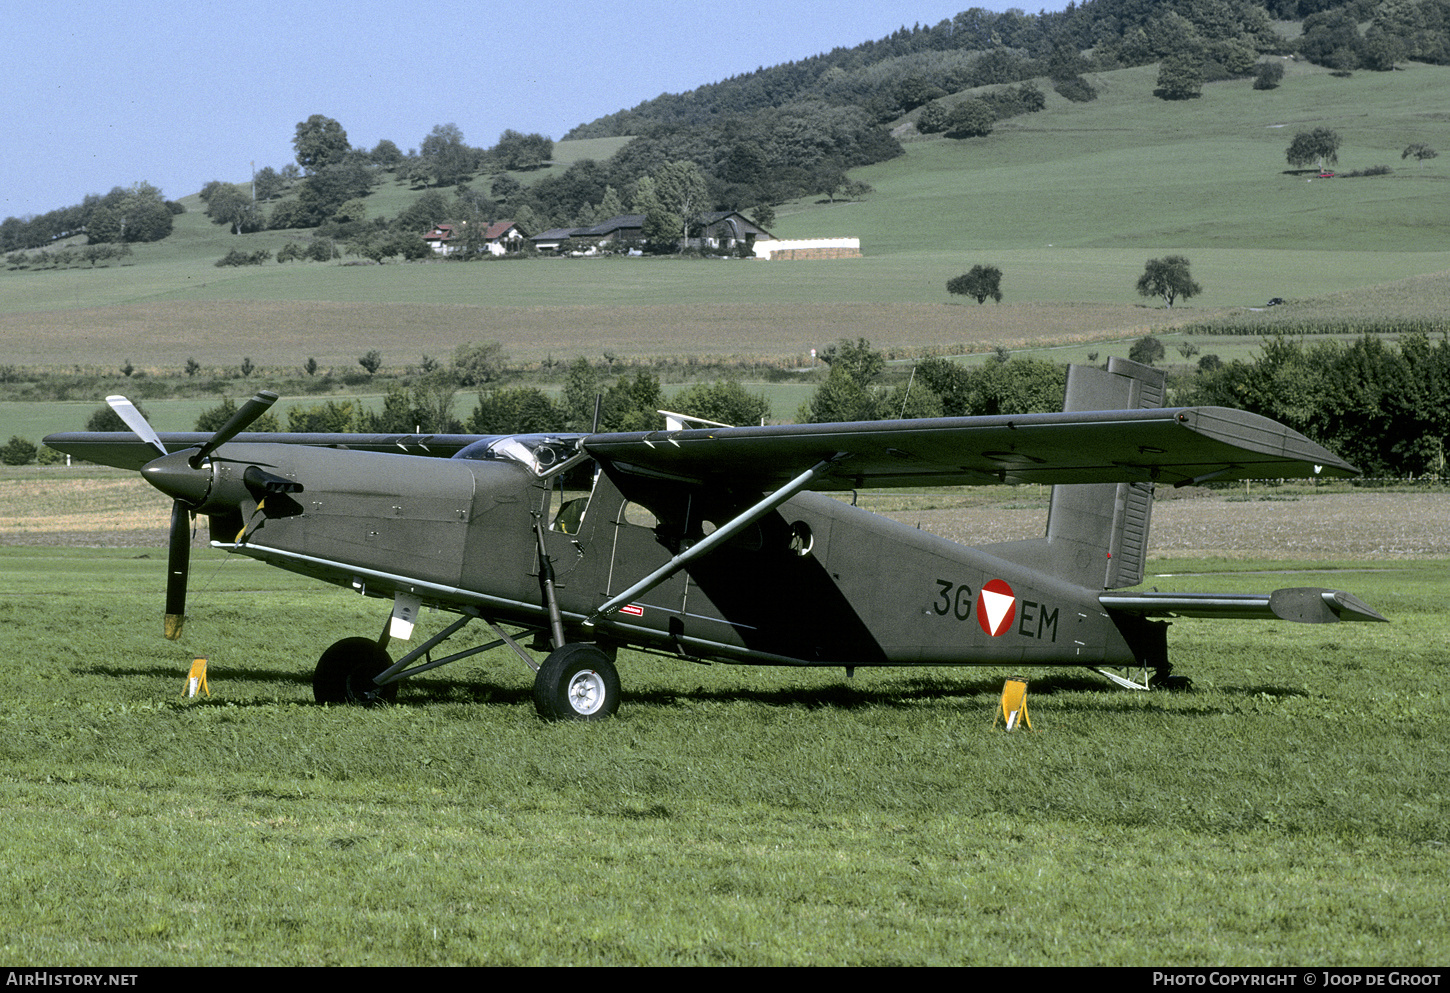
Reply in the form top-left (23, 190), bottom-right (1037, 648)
top-left (566, 0), bottom-right (1450, 137)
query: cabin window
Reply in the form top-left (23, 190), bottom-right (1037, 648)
top-left (548, 460), bottom-right (599, 534)
top-left (621, 501), bottom-right (660, 530)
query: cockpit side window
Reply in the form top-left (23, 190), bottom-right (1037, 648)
top-left (547, 459), bottom-right (599, 534)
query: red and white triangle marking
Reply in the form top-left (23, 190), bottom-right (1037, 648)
top-left (977, 579), bottom-right (1016, 637)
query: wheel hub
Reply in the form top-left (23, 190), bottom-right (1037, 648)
top-left (567, 669), bottom-right (607, 715)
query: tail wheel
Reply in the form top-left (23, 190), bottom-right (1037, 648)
top-left (1151, 670), bottom-right (1195, 692)
top-left (533, 643), bottom-right (620, 721)
top-left (314, 636), bottom-right (398, 705)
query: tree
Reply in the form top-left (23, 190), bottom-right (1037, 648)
top-left (819, 338), bottom-right (884, 386)
top-left (631, 176), bottom-right (681, 253)
top-left (1297, 9), bottom-right (1362, 70)
top-left (1, 436), bottom-right (36, 466)
top-left (253, 166), bottom-right (286, 201)
top-left (419, 123), bottom-right (473, 187)
top-left (669, 380), bottom-right (771, 427)
top-left (369, 139), bottom-right (404, 171)
top-left (653, 161), bottom-right (709, 250)
top-left (561, 358), bottom-right (601, 431)
top-left (945, 99), bottom-right (994, 138)
top-left (87, 401), bottom-right (149, 432)
top-left (1286, 128), bottom-right (1341, 171)
top-left (469, 387), bottom-right (562, 434)
top-left (293, 115), bottom-right (350, 174)
top-left (294, 160), bottom-right (373, 224)
top-left (801, 339), bottom-right (888, 423)
top-left (452, 341), bottom-right (507, 386)
top-left (202, 182), bottom-right (263, 234)
top-left (916, 102), bottom-right (950, 134)
top-left (195, 398), bottom-right (279, 432)
top-left (1129, 335), bottom-right (1167, 366)
top-left (601, 370), bottom-right (665, 433)
top-left (1155, 55), bottom-right (1204, 100)
top-left (358, 350), bottom-right (382, 376)
top-left (287, 400), bottom-right (358, 433)
top-left (801, 367), bottom-right (880, 423)
top-left (1136, 255), bottom-right (1202, 308)
top-left (85, 182), bottom-right (173, 244)
top-left (1403, 143), bottom-right (1438, 169)
top-left (1253, 61), bottom-right (1285, 90)
top-left (493, 130), bottom-right (553, 171)
top-left (947, 265), bottom-right (1003, 304)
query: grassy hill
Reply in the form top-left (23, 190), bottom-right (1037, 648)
top-left (2, 60), bottom-right (1448, 375)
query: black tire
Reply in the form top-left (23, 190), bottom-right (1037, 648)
top-left (533, 643), bottom-right (620, 721)
top-left (1151, 673), bottom-right (1195, 692)
top-left (313, 636), bottom-right (398, 705)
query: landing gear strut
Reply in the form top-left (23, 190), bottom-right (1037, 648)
top-left (1088, 663), bottom-right (1194, 691)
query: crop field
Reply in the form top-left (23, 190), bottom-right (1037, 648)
top-left (0, 468), bottom-right (1446, 966)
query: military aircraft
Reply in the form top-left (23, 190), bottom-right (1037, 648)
top-left (44, 357), bottom-right (1385, 720)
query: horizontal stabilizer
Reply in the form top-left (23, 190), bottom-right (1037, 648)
top-left (1100, 587), bottom-right (1387, 624)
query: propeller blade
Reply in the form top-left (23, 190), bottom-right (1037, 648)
top-left (189, 390), bottom-right (279, 468)
top-left (164, 500), bottom-right (190, 640)
top-left (105, 395), bottom-right (167, 458)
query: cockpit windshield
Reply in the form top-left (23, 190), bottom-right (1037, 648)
top-left (452, 435), bottom-right (587, 477)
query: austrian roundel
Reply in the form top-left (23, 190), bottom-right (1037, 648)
top-left (977, 579), bottom-right (1016, 637)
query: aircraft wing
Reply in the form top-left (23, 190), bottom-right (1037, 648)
top-left (42, 432), bottom-right (482, 471)
top-left (582, 407), bottom-right (1358, 490)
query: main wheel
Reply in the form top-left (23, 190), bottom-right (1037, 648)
top-left (533, 643), bottom-right (620, 721)
top-left (313, 636), bottom-right (398, 705)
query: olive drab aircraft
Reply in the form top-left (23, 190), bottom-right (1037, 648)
top-left (44, 357), bottom-right (1385, 720)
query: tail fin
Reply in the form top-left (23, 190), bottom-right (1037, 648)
top-left (984, 357), bottom-right (1165, 590)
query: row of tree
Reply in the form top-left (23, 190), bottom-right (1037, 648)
top-left (790, 334), bottom-right (1448, 479)
top-left (173, 364), bottom-right (772, 439)
top-left (946, 256), bottom-right (1202, 308)
top-left (1, 182), bottom-right (180, 252)
top-left (1186, 333), bottom-right (1450, 478)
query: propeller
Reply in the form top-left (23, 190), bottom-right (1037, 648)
top-left (108, 390), bottom-right (280, 640)
top-left (187, 391), bottom-right (279, 469)
top-left (105, 395), bottom-right (166, 458)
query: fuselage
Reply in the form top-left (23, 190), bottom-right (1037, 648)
top-left (202, 441), bottom-right (1145, 671)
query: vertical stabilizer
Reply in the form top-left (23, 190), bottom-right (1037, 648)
top-left (983, 357), bottom-right (1165, 589)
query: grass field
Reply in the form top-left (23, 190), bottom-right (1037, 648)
top-left (0, 476), bottom-right (1445, 965)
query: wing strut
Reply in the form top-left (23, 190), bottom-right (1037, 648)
top-left (585, 457), bottom-right (839, 626)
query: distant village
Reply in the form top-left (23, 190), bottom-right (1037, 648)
top-left (420, 212), bottom-right (861, 261)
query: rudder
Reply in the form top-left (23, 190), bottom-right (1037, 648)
top-left (983, 357), bottom-right (1165, 590)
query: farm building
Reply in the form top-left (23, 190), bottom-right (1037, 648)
top-left (530, 211), bottom-right (775, 254)
top-left (422, 220), bottom-right (529, 256)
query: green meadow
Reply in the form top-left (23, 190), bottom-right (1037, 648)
top-left (0, 538), bottom-right (1444, 966)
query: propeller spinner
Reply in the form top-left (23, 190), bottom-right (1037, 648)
top-left (109, 390), bottom-right (280, 639)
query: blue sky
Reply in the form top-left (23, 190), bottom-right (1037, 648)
top-left (4, 1), bottom-right (1066, 220)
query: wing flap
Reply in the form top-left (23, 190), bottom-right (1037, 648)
top-left (583, 407), bottom-right (1358, 490)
